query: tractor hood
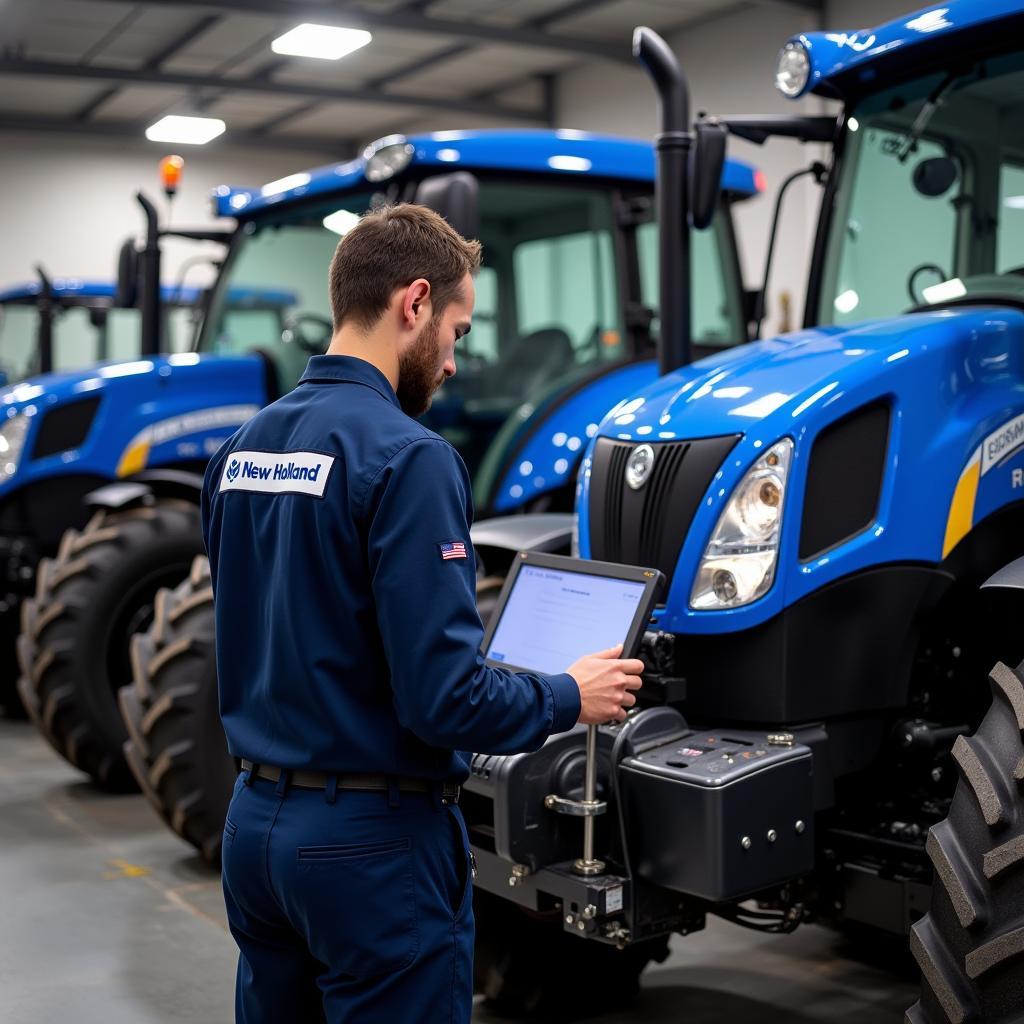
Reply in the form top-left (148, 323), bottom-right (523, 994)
top-left (580, 306), bottom-right (1024, 635)
top-left (0, 353), bottom-right (267, 499)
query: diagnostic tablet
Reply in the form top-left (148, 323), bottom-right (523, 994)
top-left (481, 551), bottom-right (663, 676)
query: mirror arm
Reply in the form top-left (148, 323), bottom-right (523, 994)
top-left (721, 115), bottom-right (839, 145)
top-left (753, 161), bottom-right (827, 339)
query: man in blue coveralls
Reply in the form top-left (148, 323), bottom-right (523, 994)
top-left (201, 203), bottom-right (644, 1023)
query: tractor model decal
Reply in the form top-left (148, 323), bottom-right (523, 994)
top-left (944, 411), bottom-right (1024, 558)
top-left (116, 404), bottom-right (259, 476)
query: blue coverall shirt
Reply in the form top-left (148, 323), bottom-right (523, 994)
top-left (201, 354), bottom-right (581, 782)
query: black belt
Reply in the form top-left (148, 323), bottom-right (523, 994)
top-left (240, 760), bottom-right (460, 803)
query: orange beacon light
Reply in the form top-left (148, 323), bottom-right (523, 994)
top-left (160, 155), bottom-right (185, 198)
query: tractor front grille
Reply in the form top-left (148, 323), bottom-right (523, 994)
top-left (588, 434), bottom-right (740, 586)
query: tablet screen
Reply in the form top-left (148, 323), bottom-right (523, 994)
top-left (484, 563), bottom-right (647, 675)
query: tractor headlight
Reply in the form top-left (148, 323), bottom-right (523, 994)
top-left (0, 412), bottom-right (29, 483)
top-left (775, 41), bottom-right (810, 98)
top-left (364, 135), bottom-right (415, 182)
top-left (690, 439), bottom-right (793, 610)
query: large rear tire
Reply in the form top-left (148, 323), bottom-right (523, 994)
top-left (907, 660), bottom-right (1024, 1023)
top-left (473, 889), bottom-right (669, 1017)
top-left (17, 502), bottom-right (204, 791)
top-left (119, 556), bottom-right (235, 863)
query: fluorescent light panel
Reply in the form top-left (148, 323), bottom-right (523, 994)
top-left (272, 24), bottom-right (372, 60)
top-left (323, 210), bottom-right (361, 236)
top-left (146, 115), bottom-right (225, 145)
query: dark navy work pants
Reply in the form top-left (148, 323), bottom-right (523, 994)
top-left (221, 772), bottom-right (474, 1023)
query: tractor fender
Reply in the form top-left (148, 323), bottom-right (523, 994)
top-left (471, 512), bottom-right (574, 578)
top-left (85, 468), bottom-right (206, 512)
top-left (982, 555), bottom-right (1024, 591)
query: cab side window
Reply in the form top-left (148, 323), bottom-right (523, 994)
top-left (637, 216), bottom-right (742, 347)
top-left (514, 227), bottom-right (620, 366)
top-left (997, 163), bottom-right (1024, 273)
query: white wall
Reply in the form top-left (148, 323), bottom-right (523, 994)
top-left (0, 133), bottom-right (330, 291)
top-left (555, 0), bottom-right (913, 336)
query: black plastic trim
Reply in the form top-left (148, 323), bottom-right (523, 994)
top-left (799, 399), bottom-right (890, 560)
top-left (31, 396), bottom-right (101, 460)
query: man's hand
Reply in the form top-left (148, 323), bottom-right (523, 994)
top-left (566, 644), bottom-right (644, 725)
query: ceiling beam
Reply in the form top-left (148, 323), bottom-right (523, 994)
top-left (248, 99), bottom-right (323, 136)
top-left (76, 13), bottom-right (224, 123)
top-left (146, 12), bottom-right (224, 68)
top-left (0, 56), bottom-right (546, 121)
top-left (366, 0), bottom-right (618, 93)
top-left (0, 113), bottom-right (347, 156)
top-left (78, 7), bottom-right (142, 65)
top-left (63, 0), bottom-right (632, 63)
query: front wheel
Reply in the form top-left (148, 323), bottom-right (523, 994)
top-left (17, 501), bottom-right (204, 791)
top-left (907, 660), bottom-right (1024, 1023)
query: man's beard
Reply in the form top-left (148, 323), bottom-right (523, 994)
top-left (396, 314), bottom-right (444, 417)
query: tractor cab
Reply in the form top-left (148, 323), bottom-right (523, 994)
top-left (0, 277), bottom-right (201, 386)
top-left (808, 30), bottom-right (1024, 327)
top-left (199, 131), bottom-right (762, 512)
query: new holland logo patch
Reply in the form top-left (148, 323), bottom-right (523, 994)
top-left (219, 450), bottom-right (335, 497)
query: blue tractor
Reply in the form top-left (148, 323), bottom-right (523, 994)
top-left (448, 5), bottom-right (1024, 1018)
top-left (0, 261), bottom-right (264, 715)
top-left (92, 131), bottom-right (762, 854)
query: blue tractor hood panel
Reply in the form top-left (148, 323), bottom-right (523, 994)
top-left (578, 307), bottom-right (1024, 635)
top-left (0, 354), bottom-right (267, 498)
top-left (788, 0), bottom-right (1024, 101)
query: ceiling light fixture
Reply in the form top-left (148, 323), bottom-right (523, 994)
top-left (271, 24), bottom-right (372, 60)
top-left (145, 115), bottom-right (226, 145)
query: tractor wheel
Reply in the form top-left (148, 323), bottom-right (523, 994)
top-left (907, 660), bottom-right (1024, 1024)
top-left (473, 889), bottom-right (669, 1017)
top-left (17, 501), bottom-right (204, 791)
top-left (119, 556), bottom-right (235, 864)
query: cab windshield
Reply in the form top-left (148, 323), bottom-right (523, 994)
top-left (0, 301), bottom-right (196, 386)
top-left (819, 49), bottom-right (1024, 325)
top-left (0, 304), bottom-right (38, 383)
top-left (199, 175), bottom-right (744, 479)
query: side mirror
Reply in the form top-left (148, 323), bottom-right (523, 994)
top-left (689, 119), bottom-right (727, 230)
top-left (282, 313), bottom-right (333, 354)
top-left (116, 238), bottom-right (139, 308)
top-left (414, 172), bottom-right (480, 239)
top-left (743, 287), bottom-right (764, 334)
top-left (913, 156), bottom-right (958, 198)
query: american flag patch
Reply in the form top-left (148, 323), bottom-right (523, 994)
top-left (439, 541), bottom-right (467, 560)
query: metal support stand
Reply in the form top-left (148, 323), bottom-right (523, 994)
top-left (573, 725), bottom-right (606, 876)
top-left (543, 725), bottom-right (607, 876)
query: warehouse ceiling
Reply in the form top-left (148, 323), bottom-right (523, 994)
top-left (0, 0), bottom-right (819, 156)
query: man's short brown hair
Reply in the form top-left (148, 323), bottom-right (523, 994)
top-left (328, 203), bottom-right (482, 331)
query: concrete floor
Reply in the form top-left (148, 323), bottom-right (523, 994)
top-left (0, 718), bottom-right (920, 1023)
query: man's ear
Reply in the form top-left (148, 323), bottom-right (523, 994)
top-left (402, 278), bottom-right (432, 328)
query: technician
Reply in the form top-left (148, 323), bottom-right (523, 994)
top-left (201, 203), bottom-right (644, 1024)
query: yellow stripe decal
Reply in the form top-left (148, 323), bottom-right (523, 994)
top-left (943, 447), bottom-right (981, 558)
top-left (117, 441), bottom-right (150, 478)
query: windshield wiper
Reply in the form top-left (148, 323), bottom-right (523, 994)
top-left (896, 69), bottom-right (966, 162)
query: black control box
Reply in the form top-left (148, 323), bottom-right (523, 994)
top-left (618, 729), bottom-right (814, 901)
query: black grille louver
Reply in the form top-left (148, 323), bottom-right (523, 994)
top-left (589, 434), bottom-right (740, 585)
